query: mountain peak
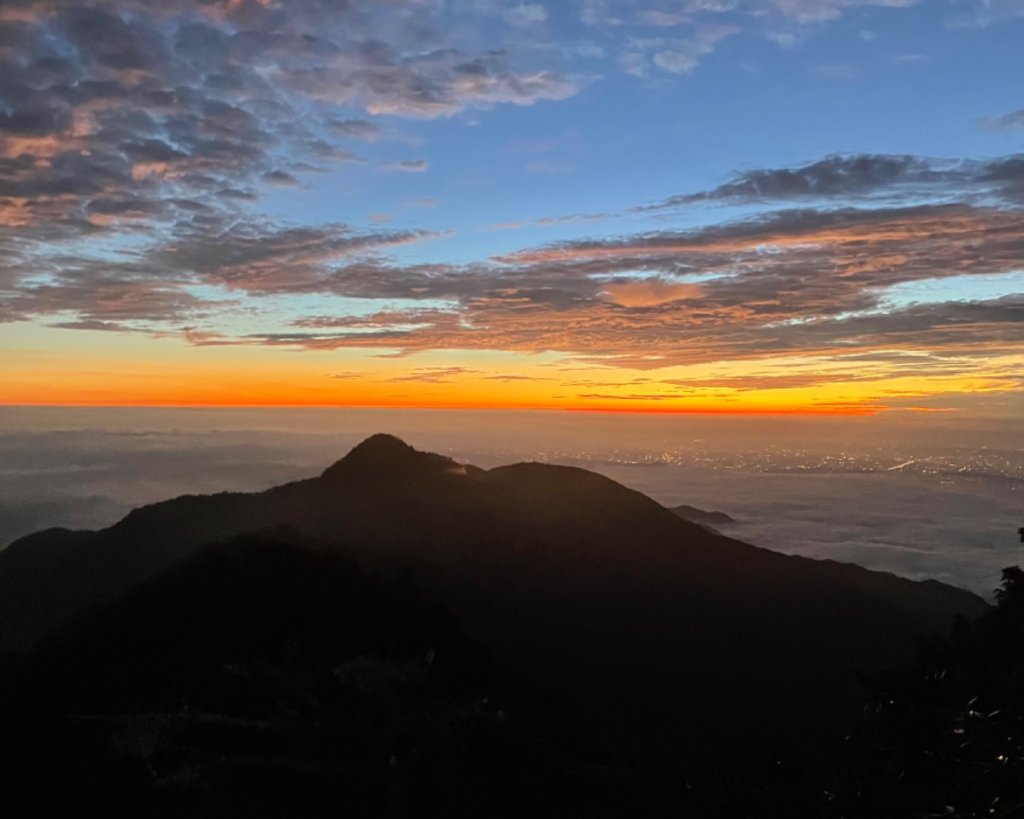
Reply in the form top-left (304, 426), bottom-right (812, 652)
top-left (347, 433), bottom-right (418, 459)
top-left (321, 434), bottom-right (461, 480)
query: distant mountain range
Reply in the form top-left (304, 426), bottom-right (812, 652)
top-left (0, 434), bottom-right (987, 755)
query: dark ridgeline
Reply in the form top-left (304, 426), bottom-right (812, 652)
top-left (668, 504), bottom-right (737, 527)
top-left (0, 434), bottom-right (996, 816)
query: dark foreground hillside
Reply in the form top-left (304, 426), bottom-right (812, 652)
top-left (0, 534), bottom-right (859, 818)
top-left (2, 534), bottom-right (1021, 818)
top-left (1, 537), bottom-right (633, 818)
top-left (0, 435), bottom-right (999, 816)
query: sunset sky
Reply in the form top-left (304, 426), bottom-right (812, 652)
top-left (1, 0), bottom-right (1023, 413)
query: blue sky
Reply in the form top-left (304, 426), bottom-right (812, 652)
top-left (253, 1), bottom-right (1024, 253)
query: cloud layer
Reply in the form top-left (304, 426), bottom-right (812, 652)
top-left (2, 412), bottom-right (1022, 593)
top-left (177, 200), bottom-right (1024, 390)
top-left (0, 0), bottom-right (576, 310)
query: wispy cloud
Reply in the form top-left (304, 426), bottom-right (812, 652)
top-left (386, 159), bottom-right (430, 173)
top-left (982, 109), bottom-right (1024, 131)
top-left (388, 366), bottom-right (478, 383)
top-left (635, 153), bottom-right (1024, 209)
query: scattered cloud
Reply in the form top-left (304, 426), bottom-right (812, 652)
top-left (481, 373), bottom-right (549, 381)
top-left (388, 366), bottom-right (478, 383)
top-left (579, 0), bottom-right (941, 77)
top-left (8, 141), bottom-right (1024, 392)
top-left (153, 190), bottom-right (1024, 398)
top-left (262, 170), bottom-right (301, 187)
top-left (947, 0), bottom-right (1024, 28)
top-left (1, 218), bottom-right (445, 327)
top-left (505, 3), bottom-right (549, 27)
top-left (387, 159), bottom-right (430, 173)
top-left (329, 119), bottom-right (383, 140)
top-left (0, 0), bottom-right (578, 304)
top-left (634, 153), bottom-right (1024, 209)
top-left (983, 109), bottom-right (1024, 131)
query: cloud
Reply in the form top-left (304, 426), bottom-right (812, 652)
top-left (505, 3), bottom-right (549, 26)
top-left (947, 0), bottom-right (1024, 27)
top-left (8, 142), bottom-right (1024, 379)
top-left (387, 159), bottom-right (430, 173)
top-left (1, 3), bottom-right (1021, 415)
top-left (5, 272), bottom-right (220, 328)
top-left (481, 374), bottom-right (548, 381)
top-left (389, 366), bottom-right (479, 383)
top-left (329, 118), bottom-right (383, 140)
top-left (575, 392), bottom-right (685, 400)
top-left (601, 278), bottom-right (703, 306)
top-left (767, 0), bottom-right (917, 25)
top-left (617, 24), bottom-right (737, 76)
top-left (536, 212), bottom-right (607, 226)
top-left (0, 217), bottom-right (445, 326)
top-left (768, 295), bottom-right (1024, 355)
top-left (636, 10), bottom-right (690, 27)
top-left (184, 200), bottom-right (1024, 389)
top-left (652, 26), bottom-right (737, 73)
top-left (636, 153), bottom-right (1024, 209)
top-left (983, 109), bottom-right (1024, 130)
top-left (262, 169), bottom-right (300, 187)
top-left (582, 0), bottom-right (931, 77)
top-left (0, 0), bottom-right (579, 300)
top-left (152, 221), bottom-right (444, 296)
top-left (288, 47), bottom-right (577, 118)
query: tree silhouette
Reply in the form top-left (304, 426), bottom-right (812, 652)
top-left (998, 527), bottom-right (1024, 607)
top-left (832, 526), bottom-right (1024, 818)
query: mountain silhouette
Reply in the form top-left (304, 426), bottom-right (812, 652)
top-left (0, 534), bottom-right (816, 817)
top-left (668, 503), bottom-right (736, 526)
top-left (1, 536), bottom-right (518, 818)
top-left (0, 434), bottom-right (987, 754)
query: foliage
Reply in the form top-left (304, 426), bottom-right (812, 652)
top-left (831, 541), bottom-right (1024, 818)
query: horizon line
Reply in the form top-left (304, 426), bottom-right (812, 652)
top-left (0, 401), bottom-right (891, 416)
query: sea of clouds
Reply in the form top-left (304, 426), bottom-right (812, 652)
top-left (1, 407), bottom-right (1020, 597)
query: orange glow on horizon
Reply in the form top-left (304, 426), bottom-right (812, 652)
top-left (3, 325), bottom-right (1020, 417)
top-left (0, 397), bottom-right (880, 415)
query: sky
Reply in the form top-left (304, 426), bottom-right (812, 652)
top-left (1, 0), bottom-right (1023, 414)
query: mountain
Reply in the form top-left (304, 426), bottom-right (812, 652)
top-left (0, 536), bottom-right (506, 817)
top-left (668, 503), bottom-right (736, 526)
top-left (0, 534), bottom-right (820, 817)
top-left (0, 434), bottom-right (987, 754)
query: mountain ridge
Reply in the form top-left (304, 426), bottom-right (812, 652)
top-left (669, 504), bottom-right (736, 526)
top-left (0, 434), bottom-right (988, 751)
